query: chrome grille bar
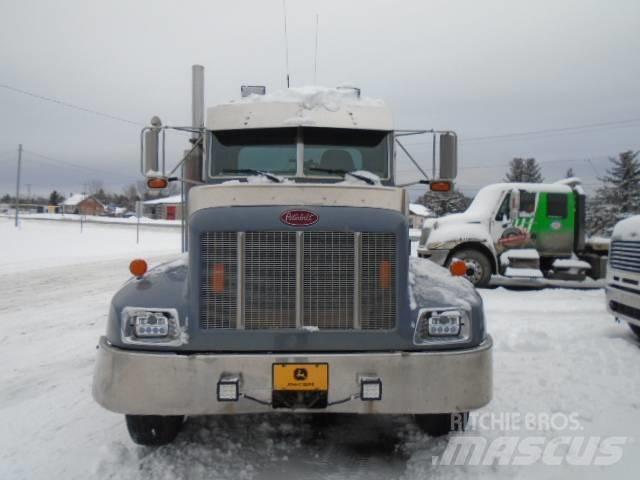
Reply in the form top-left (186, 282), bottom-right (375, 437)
top-left (244, 232), bottom-right (297, 329)
top-left (303, 232), bottom-right (355, 329)
top-left (360, 233), bottom-right (396, 330)
top-left (200, 232), bottom-right (238, 329)
top-left (610, 240), bottom-right (640, 273)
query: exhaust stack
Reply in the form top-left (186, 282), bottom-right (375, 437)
top-left (184, 65), bottom-right (204, 188)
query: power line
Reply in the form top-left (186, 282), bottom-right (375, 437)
top-left (0, 83), bottom-right (143, 126)
top-left (404, 117), bottom-right (640, 147)
top-left (21, 149), bottom-right (135, 180)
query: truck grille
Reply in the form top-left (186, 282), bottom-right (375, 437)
top-left (199, 231), bottom-right (396, 330)
top-left (610, 241), bottom-right (640, 274)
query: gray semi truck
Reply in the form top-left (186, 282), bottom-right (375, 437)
top-left (92, 66), bottom-right (493, 445)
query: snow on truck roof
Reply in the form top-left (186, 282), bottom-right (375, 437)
top-left (206, 86), bottom-right (393, 132)
top-left (612, 215), bottom-right (640, 240)
top-left (477, 182), bottom-right (573, 195)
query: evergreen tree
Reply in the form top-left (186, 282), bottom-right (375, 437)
top-left (504, 157), bottom-right (543, 183)
top-left (1, 194), bottom-right (11, 203)
top-left (587, 151), bottom-right (640, 235)
top-left (48, 190), bottom-right (64, 205)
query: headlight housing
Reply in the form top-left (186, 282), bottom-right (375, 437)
top-left (413, 307), bottom-right (471, 345)
top-left (121, 307), bottom-right (185, 346)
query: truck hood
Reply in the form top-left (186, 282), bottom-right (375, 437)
top-left (189, 183), bottom-right (407, 215)
top-left (426, 222), bottom-right (494, 250)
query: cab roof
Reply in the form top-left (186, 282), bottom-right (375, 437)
top-left (206, 86), bottom-right (393, 132)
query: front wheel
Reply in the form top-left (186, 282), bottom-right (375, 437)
top-left (414, 412), bottom-right (469, 437)
top-left (125, 415), bottom-right (185, 446)
top-left (629, 323), bottom-right (640, 340)
top-left (447, 249), bottom-right (492, 288)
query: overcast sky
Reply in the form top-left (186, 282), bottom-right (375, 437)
top-left (1, 0), bottom-right (639, 200)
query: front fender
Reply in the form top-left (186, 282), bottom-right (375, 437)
top-left (105, 255), bottom-right (190, 349)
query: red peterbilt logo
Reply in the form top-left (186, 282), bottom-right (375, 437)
top-left (280, 210), bottom-right (319, 226)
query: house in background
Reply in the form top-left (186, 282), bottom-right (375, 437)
top-left (408, 203), bottom-right (434, 229)
top-left (143, 195), bottom-right (183, 220)
top-left (60, 194), bottom-right (105, 216)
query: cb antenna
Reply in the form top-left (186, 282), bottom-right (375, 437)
top-left (282, 0), bottom-right (290, 88)
top-left (313, 14), bottom-right (319, 84)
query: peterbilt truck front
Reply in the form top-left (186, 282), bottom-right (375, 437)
top-left (92, 66), bottom-right (493, 446)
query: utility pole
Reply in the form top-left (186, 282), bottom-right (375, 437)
top-left (14, 144), bottom-right (22, 227)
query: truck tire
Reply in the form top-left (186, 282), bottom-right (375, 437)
top-left (125, 415), bottom-right (185, 446)
top-left (447, 249), bottom-right (492, 288)
top-left (414, 412), bottom-right (468, 437)
top-left (629, 323), bottom-right (640, 340)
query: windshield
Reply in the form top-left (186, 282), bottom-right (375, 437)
top-left (210, 128), bottom-right (297, 176)
top-left (302, 128), bottom-right (389, 178)
top-left (209, 127), bottom-right (389, 179)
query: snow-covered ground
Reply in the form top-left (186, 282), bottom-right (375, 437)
top-left (1, 219), bottom-right (639, 479)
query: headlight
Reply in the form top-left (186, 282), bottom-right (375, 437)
top-left (121, 307), bottom-right (185, 346)
top-left (413, 308), bottom-right (471, 345)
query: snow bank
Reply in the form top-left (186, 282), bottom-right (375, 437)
top-left (0, 218), bottom-right (181, 274)
top-left (8, 212), bottom-right (180, 226)
top-left (409, 257), bottom-right (478, 310)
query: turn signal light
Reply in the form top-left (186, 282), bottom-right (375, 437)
top-left (379, 260), bottom-right (392, 289)
top-left (212, 263), bottom-right (225, 293)
top-left (147, 177), bottom-right (169, 189)
top-left (449, 259), bottom-right (467, 277)
top-left (129, 259), bottom-right (148, 277)
top-left (430, 181), bottom-right (452, 192)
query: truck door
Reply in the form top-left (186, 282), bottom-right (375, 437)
top-left (492, 189), bottom-right (537, 253)
top-left (535, 192), bottom-right (574, 256)
top-left (490, 191), bottom-right (512, 253)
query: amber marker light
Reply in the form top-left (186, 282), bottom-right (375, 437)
top-left (379, 260), bottom-right (392, 289)
top-left (147, 177), bottom-right (169, 189)
top-left (130, 259), bottom-right (148, 278)
top-left (212, 264), bottom-right (225, 293)
top-left (449, 260), bottom-right (467, 277)
top-left (429, 181), bottom-right (452, 193)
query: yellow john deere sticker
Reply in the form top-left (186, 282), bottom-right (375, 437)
top-left (272, 363), bottom-right (329, 391)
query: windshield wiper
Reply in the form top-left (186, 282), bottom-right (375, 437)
top-left (222, 169), bottom-right (283, 183)
top-left (309, 167), bottom-right (376, 185)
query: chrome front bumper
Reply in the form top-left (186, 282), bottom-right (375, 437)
top-left (93, 336), bottom-right (493, 415)
top-left (606, 284), bottom-right (640, 327)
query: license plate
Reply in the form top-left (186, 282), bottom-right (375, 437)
top-left (272, 363), bottom-right (329, 391)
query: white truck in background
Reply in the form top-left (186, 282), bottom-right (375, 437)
top-left (417, 180), bottom-right (609, 287)
top-left (606, 216), bottom-right (640, 339)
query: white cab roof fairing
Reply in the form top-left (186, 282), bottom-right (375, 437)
top-left (189, 183), bottom-right (407, 216)
top-left (206, 86), bottom-right (393, 131)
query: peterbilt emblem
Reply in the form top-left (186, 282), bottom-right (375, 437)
top-left (280, 210), bottom-right (319, 226)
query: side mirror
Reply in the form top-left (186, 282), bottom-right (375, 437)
top-left (439, 132), bottom-right (457, 179)
top-left (509, 189), bottom-right (520, 220)
top-left (143, 116), bottom-right (162, 175)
